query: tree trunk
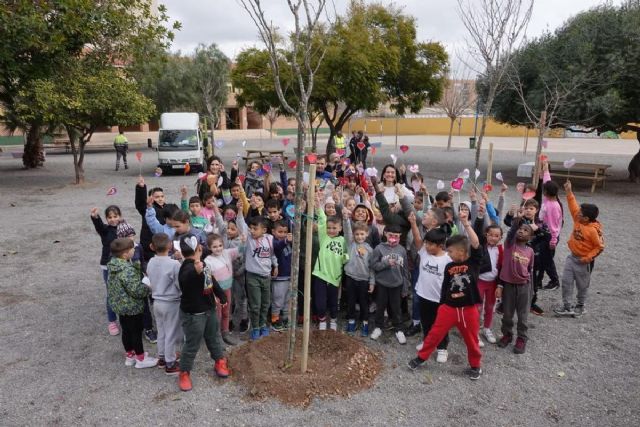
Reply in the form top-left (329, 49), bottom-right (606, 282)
top-left (475, 89), bottom-right (497, 169)
top-left (66, 127), bottom-right (84, 184)
top-left (22, 124), bottom-right (44, 169)
top-left (446, 117), bottom-right (455, 151)
top-left (286, 111), bottom-right (307, 367)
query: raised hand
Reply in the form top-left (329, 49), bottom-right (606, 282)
top-left (146, 196), bottom-right (154, 208)
top-left (90, 207), bottom-right (99, 218)
top-left (408, 211), bottom-right (417, 224)
top-left (137, 175), bottom-right (145, 187)
top-left (563, 180), bottom-right (572, 193)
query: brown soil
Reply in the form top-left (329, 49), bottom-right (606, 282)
top-left (228, 330), bottom-right (383, 407)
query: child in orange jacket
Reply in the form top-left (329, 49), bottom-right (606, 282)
top-left (553, 180), bottom-right (604, 318)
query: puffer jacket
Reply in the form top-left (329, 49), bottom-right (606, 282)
top-left (107, 257), bottom-right (149, 316)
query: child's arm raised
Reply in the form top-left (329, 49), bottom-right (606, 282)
top-left (134, 176), bottom-right (148, 217)
top-left (90, 208), bottom-right (108, 235)
top-left (145, 196), bottom-right (167, 234)
top-left (563, 180), bottom-right (580, 222)
top-left (342, 208), bottom-right (354, 244)
top-left (459, 209), bottom-right (480, 249)
top-left (408, 211), bottom-right (423, 250)
top-left (473, 200), bottom-right (487, 246)
top-left (180, 185), bottom-right (189, 213)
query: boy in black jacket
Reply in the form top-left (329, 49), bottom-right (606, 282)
top-left (177, 234), bottom-right (229, 392)
top-left (135, 176), bottom-right (166, 262)
top-left (408, 209), bottom-right (485, 380)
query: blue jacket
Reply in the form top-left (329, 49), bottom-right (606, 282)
top-left (273, 238), bottom-right (292, 280)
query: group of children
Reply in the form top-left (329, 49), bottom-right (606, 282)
top-left (92, 153), bottom-right (605, 389)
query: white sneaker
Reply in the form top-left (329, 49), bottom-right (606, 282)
top-left (370, 327), bottom-right (382, 340)
top-left (125, 354), bottom-right (136, 367)
top-left (478, 334), bottom-right (485, 348)
top-left (135, 354), bottom-right (158, 369)
top-left (329, 319), bottom-right (338, 331)
top-left (395, 330), bottom-right (407, 344)
top-left (436, 349), bottom-right (448, 363)
top-left (483, 328), bottom-right (497, 344)
top-left (416, 341), bottom-right (423, 351)
top-left (319, 321), bottom-right (327, 331)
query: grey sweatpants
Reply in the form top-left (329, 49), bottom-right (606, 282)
top-left (271, 278), bottom-right (290, 321)
top-left (501, 281), bottom-right (531, 340)
top-left (562, 254), bottom-right (592, 307)
top-left (153, 300), bottom-right (182, 363)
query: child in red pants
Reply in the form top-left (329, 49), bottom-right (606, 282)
top-left (408, 209), bottom-right (485, 380)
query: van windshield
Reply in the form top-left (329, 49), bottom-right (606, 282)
top-left (158, 130), bottom-right (198, 151)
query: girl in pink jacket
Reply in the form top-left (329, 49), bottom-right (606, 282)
top-left (538, 161), bottom-right (563, 290)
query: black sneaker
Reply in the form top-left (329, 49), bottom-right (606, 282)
top-left (543, 281), bottom-right (560, 291)
top-left (466, 367), bottom-right (482, 380)
top-left (530, 303), bottom-right (544, 316)
top-left (239, 319), bottom-right (249, 333)
top-left (405, 323), bottom-right (422, 337)
top-left (407, 357), bottom-right (426, 371)
top-left (553, 305), bottom-right (575, 317)
top-left (573, 305), bottom-right (585, 318)
top-left (144, 329), bottom-right (157, 343)
top-left (271, 319), bottom-right (285, 332)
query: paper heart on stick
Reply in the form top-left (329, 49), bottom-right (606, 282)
top-left (285, 204), bottom-right (296, 218)
top-left (106, 186), bottom-right (117, 196)
top-left (461, 168), bottom-right (470, 179)
top-left (238, 175), bottom-right (245, 185)
top-left (409, 164), bottom-right (420, 173)
top-left (135, 151), bottom-right (142, 162)
top-left (399, 145), bottom-right (409, 153)
top-left (306, 153), bottom-right (318, 164)
top-left (282, 138), bottom-right (290, 146)
top-left (215, 140), bottom-right (224, 149)
top-left (390, 154), bottom-right (398, 165)
top-left (371, 147), bottom-right (377, 155)
top-left (451, 178), bottom-right (464, 191)
top-left (483, 183), bottom-right (493, 192)
top-left (288, 160), bottom-right (297, 169)
top-left (356, 141), bottom-right (366, 150)
top-left (242, 140), bottom-right (247, 147)
top-left (539, 154), bottom-right (548, 162)
top-left (563, 158), bottom-right (576, 169)
top-left (365, 167), bottom-right (378, 177)
top-left (541, 139), bottom-right (548, 149)
top-left (522, 191), bottom-right (536, 200)
top-left (495, 172), bottom-right (504, 182)
top-left (475, 168), bottom-right (481, 180)
top-left (154, 167), bottom-right (163, 177)
top-left (436, 180), bottom-right (445, 190)
top-left (516, 182), bottom-right (525, 194)
top-left (256, 168), bottom-right (265, 177)
top-left (197, 172), bottom-right (206, 181)
top-left (262, 163), bottom-right (272, 173)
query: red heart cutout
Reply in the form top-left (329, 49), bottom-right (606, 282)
top-left (238, 175), bottom-right (245, 184)
top-left (306, 153), bottom-right (317, 164)
top-left (288, 160), bottom-right (297, 169)
top-left (451, 178), bottom-right (464, 191)
top-left (339, 177), bottom-right (348, 186)
top-left (336, 149), bottom-right (345, 156)
top-left (522, 191), bottom-right (536, 200)
top-left (483, 183), bottom-right (493, 192)
top-left (539, 154), bottom-right (548, 162)
top-left (356, 142), bottom-right (365, 150)
top-left (282, 138), bottom-right (290, 146)
top-left (371, 147), bottom-right (377, 155)
top-left (262, 164), bottom-right (271, 173)
top-left (399, 145), bottom-right (409, 153)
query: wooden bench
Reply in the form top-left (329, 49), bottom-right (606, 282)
top-left (243, 149), bottom-right (287, 168)
top-left (53, 139), bottom-right (71, 153)
top-left (548, 161), bottom-right (611, 193)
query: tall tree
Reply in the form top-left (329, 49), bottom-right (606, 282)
top-left (439, 74), bottom-right (476, 151)
top-left (239, 0), bottom-right (329, 369)
top-left (457, 0), bottom-right (533, 168)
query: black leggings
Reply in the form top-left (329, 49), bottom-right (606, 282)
top-left (345, 276), bottom-right (370, 322)
top-left (418, 296), bottom-right (448, 350)
top-left (119, 314), bottom-right (144, 355)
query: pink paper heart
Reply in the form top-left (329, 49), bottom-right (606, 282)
top-left (262, 164), bottom-right (272, 173)
top-left (483, 183), bottom-right (493, 192)
top-left (306, 153), bottom-right (318, 164)
top-left (282, 138), bottom-right (290, 146)
top-left (357, 142), bottom-right (365, 150)
top-left (522, 191), bottom-right (536, 200)
top-left (135, 151), bottom-right (142, 162)
top-left (408, 164), bottom-right (419, 173)
top-left (399, 145), bottom-right (409, 153)
top-left (288, 160), bottom-right (297, 169)
top-left (451, 178), bottom-right (464, 191)
top-left (336, 148), bottom-right (345, 156)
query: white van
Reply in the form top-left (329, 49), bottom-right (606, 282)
top-left (157, 112), bottom-right (207, 174)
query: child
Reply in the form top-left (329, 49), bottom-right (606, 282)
top-left (90, 205), bottom-right (121, 335)
top-left (474, 201), bottom-right (503, 346)
top-left (247, 192), bottom-right (267, 219)
top-left (107, 238), bottom-right (157, 369)
top-left (342, 212), bottom-right (375, 336)
top-left (504, 198), bottom-right (550, 315)
top-left (178, 234), bottom-right (229, 392)
top-left (244, 160), bottom-right (265, 198)
top-left (370, 224), bottom-right (410, 344)
top-left (146, 233), bottom-right (182, 374)
top-left (408, 214), bottom-right (452, 362)
top-left (312, 203), bottom-right (348, 331)
top-left (134, 176), bottom-right (166, 261)
top-left (204, 234), bottom-right (242, 345)
top-left (539, 161), bottom-right (563, 290)
top-left (200, 192), bottom-right (217, 222)
top-left (496, 210), bottom-right (534, 354)
top-left (265, 198), bottom-right (283, 232)
top-left (352, 204), bottom-right (381, 248)
top-left (553, 180), bottom-right (604, 318)
top-left (180, 186), bottom-right (210, 232)
top-left (245, 216), bottom-right (278, 340)
top-left (408, 209), bottom-right (485, 380)
top-left (271, 220), bottom-right (293, 331)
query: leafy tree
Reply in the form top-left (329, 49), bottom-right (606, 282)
top-left (16, 66), bottom-right (155, 183)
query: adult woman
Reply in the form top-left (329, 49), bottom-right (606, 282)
top-left (379, 164), bottom-right (414, 204)
top-left (197, 155), bottom-right (237, 202)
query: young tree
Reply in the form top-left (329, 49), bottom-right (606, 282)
top-left (16, 66), bottom-right (154, 184)
top-left (239, 0), bottom-right (329, 367)
top-left (439, 74), bottom-right (476, 151)
top-left (457, 0), bottom-right (533, 168)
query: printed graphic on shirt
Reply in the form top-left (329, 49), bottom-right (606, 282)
top-left (512, 251), bottom-right (531, 265)
top-left (327, 240), bottom-right (344, 256)
top-left (383, 253), bottom-right (404, 267)
top-left (252, 239), bottom-right (272, 258)
top-left (203, 265), bottom-right (214, 296)
top-left (422, 260), bottom-right (443, 278)
top-left (448, 265), bottom-right (470, 299)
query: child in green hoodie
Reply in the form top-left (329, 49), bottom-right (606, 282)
top-left (312, 197), bottom-right (348, 331)
top-left (107, 238), bottom-right (158, 369)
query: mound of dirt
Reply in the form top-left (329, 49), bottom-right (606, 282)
top-left (228, 330), bottom-right (382, 407)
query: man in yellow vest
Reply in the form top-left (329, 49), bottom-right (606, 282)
top-left (113, 130), bottom-right (129, 171)
top-left (334, 130), bottom-right (346, 157)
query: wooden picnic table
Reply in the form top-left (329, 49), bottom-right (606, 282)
top-left (243, 149), bottom-right (287, 168)
top-left (548, 161), bottom-right (611, 193)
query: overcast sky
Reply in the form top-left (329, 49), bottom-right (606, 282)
top-left (161, 0), bottom-right (621, 67)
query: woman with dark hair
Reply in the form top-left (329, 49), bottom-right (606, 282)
top-left (379, 164), bottom-right (414, 205)
top-left (197, 155), bottom-right (237, 202)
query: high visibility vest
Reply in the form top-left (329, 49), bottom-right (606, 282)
top-left (114, 134), bottom-right (128, 145)
top-left (334, 135), bottom-right (346, 150)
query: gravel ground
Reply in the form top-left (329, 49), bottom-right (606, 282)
top-left (1, 141), bottom-right (639, 426)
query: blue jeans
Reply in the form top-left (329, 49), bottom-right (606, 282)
top-left (102, 268), bottom-right (117, 323)
top-left (411, 266), bottom-right (420, 322)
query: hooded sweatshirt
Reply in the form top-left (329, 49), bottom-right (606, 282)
top-left (352, 203), bottom-right (381, 248)
top-left (107, 257), bottom-right (148, 315)
top-left (370, 242), bottom-right (409, 288)
top-left (312, 209), bottom-right (348, 286)
top-left (539, 171), bottom-right (564, 247)
top-left (566, 192), bottom-right (604, 262)
top-left (343, 219), bottom-right (375, 284)
top-left (245, 233), bottom-right (277, 277)
top-left (91, 215), bottom-right (118, 266)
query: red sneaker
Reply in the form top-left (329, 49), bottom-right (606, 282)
top-left (513, 337), bottom-right (527, 354)
top-left (214, 358), bottom-right (229, 378)
top-left (178, 371), bottom-right (192, 391)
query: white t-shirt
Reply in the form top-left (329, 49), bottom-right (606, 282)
top-left (415, 248), bottom-right (452, 303)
